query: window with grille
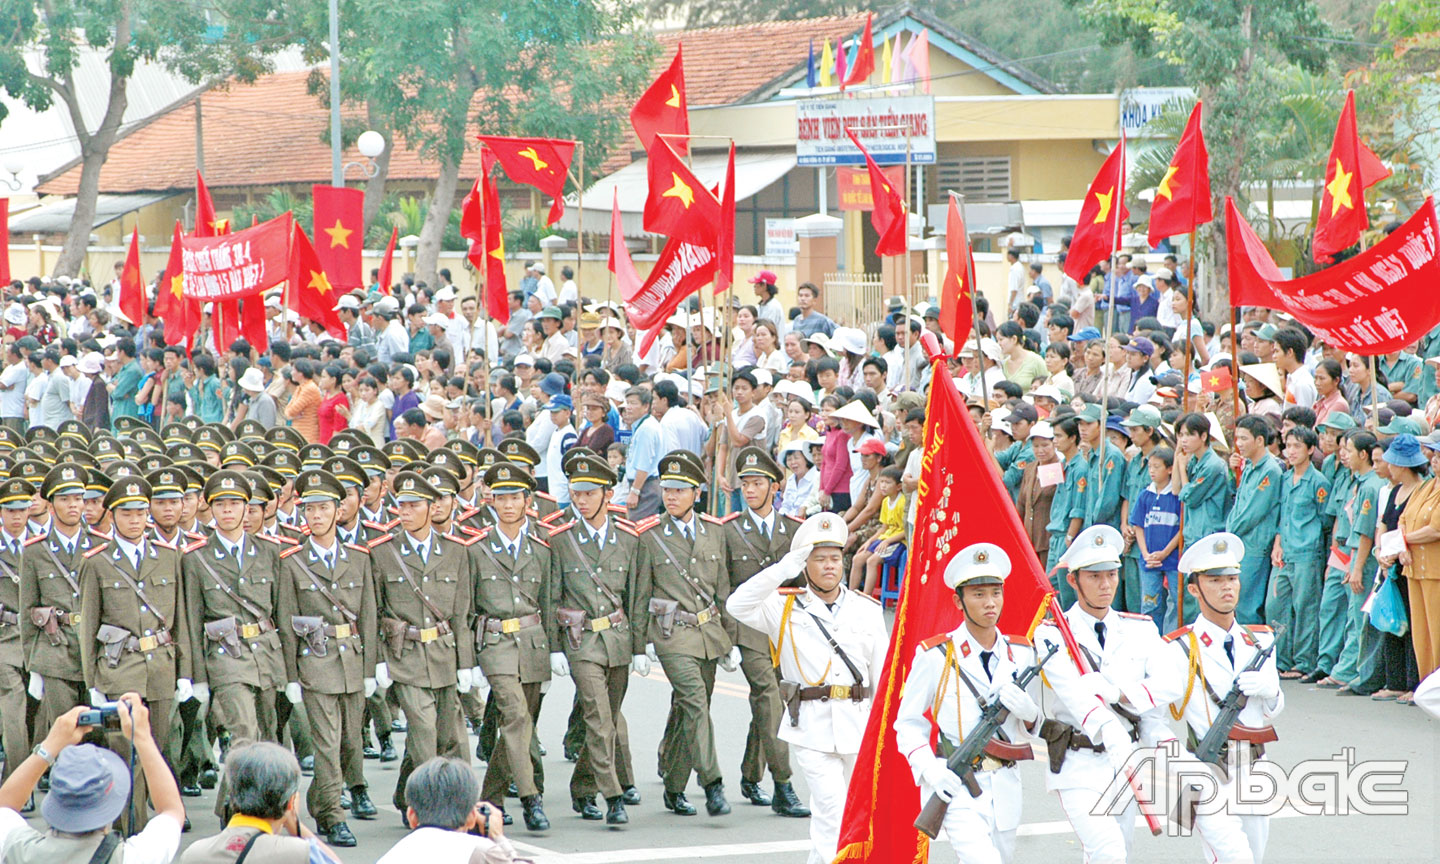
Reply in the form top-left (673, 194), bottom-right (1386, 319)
top-left (937, 156), bottom-right (1011, 202)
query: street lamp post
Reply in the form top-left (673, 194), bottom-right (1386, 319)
top-left (1, 159), bottom-right (22, 191)
top-left (344, 131), bottom-right (385, 179)
top-left (329, 0), bottom-right (342, 187)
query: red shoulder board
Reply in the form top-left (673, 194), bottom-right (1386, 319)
top-left (614, 516), bottom-right (636, 528)
top-left (1248, 624), bottom-right (1272, 633)
top-left (344, 542), bottom-right (370, 555)
top-left (362, 520), bottom-right (391, 533)
top-left (184, 530), bottom-right (206, 541)
top-left (615, 522), bottom-right (640, 538)
top-left (919, 633), bottom-right (951, 651)
top-left (453, 532), bottom-right (484, 547)
top-left (719, 512), bottom-right (742, 524)
top-left (276, 535), bottom-right (300, 546)
top-left (1115, 611), bottom-right (1152, 621)
top-left (84, 543), bottom-right (110, 559)
top-left (23, 535), bottom-right (45, 546)
top-left (634, 515), bottom-right (662, 532)
top-left (699, 513), bottom-right (724, 525)
top-left (386, 506), bottom-right (399, 517)
top-left (607, 504), bottom-right (629, 516)
top-left (539, 510), bottom-right (566, 525)
top-left (524, 507), bottom-right (539, 518)
top-left (778, 586), bottom-right (805, 595)
top-left (152, 538), bottom-right (177, 551)
top-left (458, 525), bottom-right (483, 537)
top-left (1006, 634), bottom-right (1031, 646)
top-left (383, 518), bottom-right (401, 531)
top-left (785, 513), bottom-right (804, 523)
top-left (183, 538), bottom-right (208, 554)
top-left (1163, 625), bottom-right (1192, 643)
top-left (548, 520), bottom-right (576, 537)
top-left (254, 534), bottom-right (281, 545)
top-left (528, 533), bottom-right (550, 548)
top-left (368, 534), bottom-right (394, 549)
top-left (473, 526), bottom-right (493, 540)
top-left (534, 491), bottom-right (557, 503)
top-left (456, 506), bottom-right (480, 522)
top-left (280, 545), bottom-right (304, 559)
top-left (89, 529), bottom-right (111, 540)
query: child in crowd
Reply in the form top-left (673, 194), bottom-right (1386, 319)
top-left (607, 441), bottom-right (629, 500)
top-left (853, 466), bottom-right (907, 595)
top-left (1130, 446), bottom-right (1183, 630)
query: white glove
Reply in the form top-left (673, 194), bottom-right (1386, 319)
top-left (192, 682), bottom-right (211, 704)
top-left (921, 761), bottom-right (968, 802)
top-left (550, 652), bottom-right (570, 677)
top-left (1081, 671), bottom-right (1121, 705)
top-left (996, 681), bottom-right (1039, 724)
top-left (1236, 670), bottom-right (1279, 703)
top-left (27, 673), bottom-right (42, 701)
top-left (719, 646), bottom-right (741, 673)
top-left (645, 642), bottom-right (658, 663)
top-left (631, 654), bottom-right (651, 677)
top-left (1099, 720), bottom-right (1135, 775)
top-left (89, 688), bottom-right (105, 705)
top-left (364, 677), bottom-right (377, 698)
top-left (780, 543), bottom-right (815, 575)
top-left (174, 678), bottom-right (194, 703)
top-left (472, 666), bottom-right (488, 692)
top-left (457, 668), bottom-right (473, 694)
top-left (375, 662), bottom-right (392, 689)
top-left (285, 682), bottom-right (303, 705)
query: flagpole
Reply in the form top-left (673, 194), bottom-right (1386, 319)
top-left (574, 141), bottom-right (585, 391)
top-left (952, 191), bottom-right (986, 407)
top-left (903, 136), bottom-right (913, 361)
top-left (1095, 133), bottom-right (1124, 506)
top-left (1181, 229), bottom-right (1196, 414)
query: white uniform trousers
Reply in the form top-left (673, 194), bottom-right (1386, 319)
top-left (934, 770), bottom-right (1017, 864)
top-left (1168, 759), bottom-right (1254, 864)
top-left (1238, 815), bottom-right (1268, 864)
top-left (1056, 786), bottom-right (1137, 864)
top-left (793, 746), bottom-right (856, 864)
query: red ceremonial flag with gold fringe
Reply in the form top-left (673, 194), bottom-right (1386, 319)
top-left (312, 185), bottom-right (365, 290)
top-left (835, 334), bottom-right (1054, 863)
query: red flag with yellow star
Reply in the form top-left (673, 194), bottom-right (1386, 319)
top-left (1147, 101), bottom-right (1212, 247)
top-left (377, 225), bottom-right (398, 297)
top-left (1313, 90), bottom-right (1391, 263)
top-left (1063, 137), bottom-right (1129, 282)
top-left (938, 197), bottom-right (974, 349)
top-left (117, 227), bottom-right (147, 326)
top-left (643, 137), bottom-right (720, 247)
top-left (154, 221), bottom-right (201, 351)
top-left (845, 128), bottom-right (907, 256)
top-left (631, 46), bottom-right (688, 156)
top-left (1200, 365), bottom-right (1233, 393)
top-left (312, 185), bottom-right (364, 291)
top-left (479, 165), bottom-right (511, 325)
top-left (287, 224), bottom-right (347, 340)
top-left (194, 171), bottom-right (228, 237)
top-left (475, 135), bottom-right (575, 226)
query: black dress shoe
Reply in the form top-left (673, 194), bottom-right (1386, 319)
top-left (299, 755), bottom-right (315, 774)
top-left (181, 816), bottom-right (190, 832)
top-left (572, 796), bottom-right (603, 820)
top-left (379, 737), bottom-right (398, 763)
top-left (521, 795), bottom-right (550, 831)
top-left (350, 787), bottom-right (377, 819)
top-left (502, 809), bottom-right (513, 826)
top-left (180, 783), bottom-right (203, 798)
top-left (622, 785), bottom-right (642, 806)
top-left (663, 791), bottom-right (696, 816)
top-left (703, 780), bottom-right (730, 817)
top-left (605, 796), bottom-right (629, 825)
top-left (771, 782), bottom-right (810, 817)
top-left (739, 779), bottom-right (771, 806)
top-left (1300, 671), bottom-right (1325, 683)
top-left (323, 822), bottom-right (357, 847)
top-left (198, 768), bottom-right (219, 790)
top-left (341, 789), bottom-right (351, 810)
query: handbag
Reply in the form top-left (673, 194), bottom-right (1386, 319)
top-left (1368, 568), bottom-right (1409, 637)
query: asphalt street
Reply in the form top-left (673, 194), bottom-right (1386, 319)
top-left (26, 662), bottom-right (1434, 863)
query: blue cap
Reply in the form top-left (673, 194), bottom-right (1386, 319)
top-left (1069, 327), bottom-right (1102, 342)
top-left (1106, 414), bottom-right (1131, 437)
top-left (42, 743), bottom-right (131, 833)
top-left (539, 372), bottom-right (568, 397)
top-left (545, 394), bottom-right (574, 412)
top-left (1383, 434), bottom-right (1427, 468)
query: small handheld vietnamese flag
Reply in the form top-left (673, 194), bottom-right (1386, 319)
top-left (1200, 366), bottom-right (1233, 393)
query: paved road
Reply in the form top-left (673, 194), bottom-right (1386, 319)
top-left (35, 667), bottom-right (1432, 863)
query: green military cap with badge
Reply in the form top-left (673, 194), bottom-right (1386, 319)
top-left (243, 470), bottom-right (277, 505)
top-left (260, 450), bottom-right (300, 478)
top-left (392, 470), bottom-right (440, 503)
top-left (84, 468), bottom-right (112, 501)
top-left (167, 442), bottom-right (206, 465)
top-left (477, 447), bottom-right (507, 469)
top-left (145, 467), bottom-right (186, 500)
top-left (204, 469), bottom-right (252, 504)
top-left (563, 453), bottom-right (616, 491)
top-left (323, 456), bottom-right (366, 489)
top-left (496, 437), bottom-right (540, 467)
top-left (57, 420), bottom-right (91, 446)
top-left (349, 446), bottom-right (390, 477)
top-left (422, 466), bottom-right (461, 497)
top-left (482, 461), bottom-right (536, 494)
top-left (658, 450), bottom-right (706, 489)
top-left (0, 477), bottom-right (36, 511)
top-left (296, 469), bottom-right (344, 504)
top-left (447, 439), bottom-right (481, 466)
top-left (382, 440), bottom-right (416, 467)
top-left (137, 454), bottom-right (173, 474)
top-left (10, 459), bottom-right (47, 484)
top-left (105, 460), bottom-right (143, 480)
top-left (192, 426), bottom-right (224, 453)
top-left (112, 416), bottom-right (148, 436)
top-left (298, 443), bottom-right (333, 470)
top-left (161, 423), bottom-right (193, 447)
top-left (427, 449), bottom-right (466, 479)
top-left (131, 427), bottom-right (165, 454)
top-left (221, 441), bottom-right (259, 469)
top-left (27, 441), bottom-right (59, 465)
top-left (104, 476), bottom-right (153, 511)
top-left (0, 427), bottom-right (22, 452)
top-left (734, 445), bottom-right (782, 483)
top-left (41, 462), bottom-right (88, 499)
top-left (327, 430), bottom-right (366, 453)
top-left (89, 435), bottom-right (123, 463)
top-left (234, 419), bottom-right (267, 442)
top-left (264, 426), bottom-right (305, 453)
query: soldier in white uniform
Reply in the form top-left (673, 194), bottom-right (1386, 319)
top-left (1148, 532), bottom-right (1283, 864)
top-left (1032, 525), bottom-right (1168, 864)
top-left (726, 512), bottom-right (888, 864)
top-left (895, 543), bottom-right (1042, 864)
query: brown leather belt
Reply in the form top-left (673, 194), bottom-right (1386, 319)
top-left (404, 620), bottom-right (454, 643)
top-left (321, 622), bottom-right (357, 639)
top-left (204, 619), bottom-right (275, 640)
top-left (484, 613), bottom-right (541, 634)
top-left (0, 609), bottom-right (18, 627)
top-left (797, 684), bottom-right (870, 702)
top-left (55, 610), bottom-right (81, 627)
top-left (675, 604), bottom-right (720, 628)
top-left (586, 610), bottom-right (626, 631)
top-left (124, 628), bottom-right (174, 653)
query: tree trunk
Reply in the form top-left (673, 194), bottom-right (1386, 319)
top-left (416, 150), bottom-right (461, 286)
top-left (360, 102), bottom-right (392, 233)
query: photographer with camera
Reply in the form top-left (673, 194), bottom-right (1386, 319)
top-left (179, 740), bottom-right (342, 864)
top-left (376, 757), bottom-right (516, 864)
top-left (0, 694), bottom-right (183, 863)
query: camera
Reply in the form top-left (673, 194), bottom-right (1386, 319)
top-left (77, 702), bottom-right (123, 731)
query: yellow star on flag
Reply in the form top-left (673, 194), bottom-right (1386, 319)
top-left (122, 263), bottom-right (140, 285)
top-left (1327, 158), bottom-right (1354, 216)
top-left (489, 234), bottom-right (505, 262)
top-left (209, 219), bottom-right (229, 233)
top-left (662, 173), bottom-right (695, 208)
top-left (666, 84), bottom-right (681, 108)
top-left (323, 219), bottom-right (353, 249)
top-left (1208, 374), bottom-right (1220, 387)
top-left (1156, 165), bottom-right (1180, 201)
top-left (308, 270), bottom-right (333, 295)
top-left (1092, 186), bottom-right (1114, 224)
top-left (168, 274), bottom-right (184, 299)
top-left (518, 147), bottom-right (548, 172)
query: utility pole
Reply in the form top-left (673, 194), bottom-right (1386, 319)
top-left (329, 0), bottom-right (342, 187)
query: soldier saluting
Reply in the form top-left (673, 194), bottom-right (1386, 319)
top-left (634, 450), bottom-right (738, 818)
top-left (470, 460), bottom-right (553, 831)
top-left (547, 453), bottom-right (640, 826)
top-left (78, 475), bottom-right (196, 833)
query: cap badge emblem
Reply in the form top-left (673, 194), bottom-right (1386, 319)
top-left (975, 550), bottom-right (988, 563)
top-left (1215, 540), bottom-right (1228, 554)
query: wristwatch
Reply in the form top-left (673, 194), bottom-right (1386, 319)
top-left (31, 743), bottom-right (56, 767)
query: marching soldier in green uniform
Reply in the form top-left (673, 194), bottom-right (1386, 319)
top-left (547, 454), bottom-right (641, 825)
top-left (470, 461), bottom-right (553, 831)
top-left (423, 462), bottom-right (489, 739)
top-left (20, 464), bottom-right (96, 732)
top-left (634, 450), bottom-right (738, 818)
top-left (0, 477), bottom-right (33, 785)
top-left (78, 476), bottom-right (195, 833)
top-left (276, 469), bottom-right (380, 847)
top-left (717, 446), bottom-right (809, 817)
top-left (368, 471), bottom-right (476, 820)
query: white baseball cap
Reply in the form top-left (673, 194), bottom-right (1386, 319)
top-left (434, 286), bottom-right (457, 302)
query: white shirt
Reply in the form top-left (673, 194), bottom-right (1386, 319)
top-left (727, 557), bottom-right (888, 754)
top-left (1284, 364), bottom-right (1317, 409)
top-left (525, 410), bottom-right (556, 479)
top-left (405, 530), bottom-right (432, 564)
top-left (114, 534), bottom-right (145, 569)
top-left (375, 826), bottom-right (515, 864)
top-left (24, 370), bottom-right (47, 429)
top-left (0, 809), bottom-right (181, 864)
top-left (534, 275), bottom-right (557, 305)
top-left (546, 422), bottom-right (577, 504)
top-left (778, 468), bottom-right (819, 518)
top-left (379, 319), bottom-right (409, 364)
top-left (558, 279), bottom-right (579, 305)
top-left (0, 361), bottom-right (27, 419)
top-left (660, 406), bottom-right (708, 455)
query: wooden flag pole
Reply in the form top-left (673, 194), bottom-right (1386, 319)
top-left (1095, 134), bottom-right (1125, 507)
top-left (576, 141), bottom-right (585, 307)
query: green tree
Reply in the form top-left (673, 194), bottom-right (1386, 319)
top-left (0, 0), bottom-right (291, 277)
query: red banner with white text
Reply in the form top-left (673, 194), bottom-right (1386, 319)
top-left (181, 213), bottom-right (292, 302)
top-left (1228, 196), bottom-right (1440, 355)
top-left (624, 237), bottom-right (716, 333)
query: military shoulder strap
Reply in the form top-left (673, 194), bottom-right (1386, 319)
top-left (194, 550), bottom-right (269, 623)
top-left (286, 551), bottom-right (359, 626)
top-left (388, 540), bottom-right (452, 624)
top-left (561, 526), bottom-right (626, 612)
top-left (794, 596), bottom-right (865, 690)
top-left (110, 544), bottom-right (169, 631)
